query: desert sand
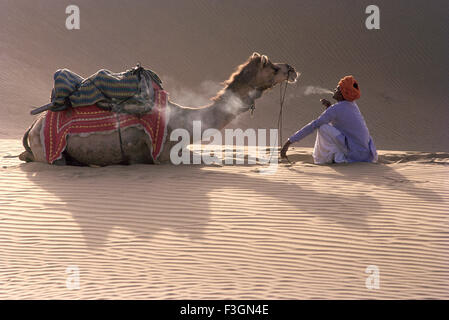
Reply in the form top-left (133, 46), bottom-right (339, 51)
top-left (0, 139), bottom-right (448, 299)
top-left (0, 0), bottom-right (448, 300)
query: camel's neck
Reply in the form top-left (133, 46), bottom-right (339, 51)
top-left (167, 85), bottom-right (261, 143)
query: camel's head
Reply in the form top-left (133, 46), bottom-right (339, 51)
top-left (250, 52), bottom-right (299, 88)
top-left (214, 53), bottom-right (299, 104)
top-left (224, 52), bottom-right (299, 92)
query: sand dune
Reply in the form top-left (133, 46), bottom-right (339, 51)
top-left (0, 0), bottom-right (448, 300)
top-left (1, 139), bottom-right (448, 299)
top-left (0, 0), bottom-right (448, 151)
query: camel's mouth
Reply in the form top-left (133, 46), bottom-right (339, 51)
top-left (287, 72), bottom-right (301, 83)
top-left (273, 70), bottom-right (299, 87)
top-left (278, 63), bottom-right (299, 84)
top-left (287, 71), bottom-right (300, 83)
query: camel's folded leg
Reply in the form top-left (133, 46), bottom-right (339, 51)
top-left (53, 156), bottom-right (67, 166)
top-left (19, 150), bottom-right (67, 165)
top-left (19, 121), bottom-right (36, 162)
top-left (19, 151), bottom-right (34, 162)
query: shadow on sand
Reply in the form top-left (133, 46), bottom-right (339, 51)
top-left (19, 156), bottom-right (442, 249)
top-left (287, 151), bottom-right (445, 203)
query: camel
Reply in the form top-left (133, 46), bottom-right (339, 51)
top-left (19, 53), bottom-right (298, 166)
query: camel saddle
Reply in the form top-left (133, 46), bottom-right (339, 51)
top-left (31, 64), bottom-right (163, 115)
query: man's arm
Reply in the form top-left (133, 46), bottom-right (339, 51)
top-left (280, 101), bottom-right (337, 159)
top-left (289, 106), bottom-right (336, 143)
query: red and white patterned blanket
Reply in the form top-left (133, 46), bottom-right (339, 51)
top-left (42, 89), bottom-right (168, 164)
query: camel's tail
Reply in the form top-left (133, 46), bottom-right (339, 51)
top-left (19, 120), bottom-right (37, 162)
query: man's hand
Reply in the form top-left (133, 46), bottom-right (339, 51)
top-left (280, 140), bottom-right (291, 159)
top-left (320, 99), bottom-right (332, 109)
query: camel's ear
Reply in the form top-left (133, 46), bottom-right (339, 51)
top-left (261, 55), bottom-right (269, 67)
top-left (249, 52), bottom-right (263, 69)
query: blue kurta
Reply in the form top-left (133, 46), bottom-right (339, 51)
top-left (289, 101), bottom-right (377, 162)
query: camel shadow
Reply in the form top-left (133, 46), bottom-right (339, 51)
top-left (20, 162), bottom-right (384, 250)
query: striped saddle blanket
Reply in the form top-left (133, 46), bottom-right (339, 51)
top-left (42, 89), bottom-right (169, 164)
top-left (51, 66), bottom-right (163, 110)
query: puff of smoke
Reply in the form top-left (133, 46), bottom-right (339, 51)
top-left (164, 77), bottom-right (223, 107)
top-left (303, 86), bottom-right (333, 96)
top-left (163, 77), bottom-right (249, 134)
top-left (165, 75), bottom-right (248, 115)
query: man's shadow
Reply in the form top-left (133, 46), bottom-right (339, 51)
top-left (20, 162), bottom-right (384, 250)
top-left (287, 152), bottom-right (444, 205)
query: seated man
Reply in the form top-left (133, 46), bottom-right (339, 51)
top-left (280, 75), bottom-right (377, 164)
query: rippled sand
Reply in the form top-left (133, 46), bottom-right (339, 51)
top-left (1, 139), bottom-right (448, 299)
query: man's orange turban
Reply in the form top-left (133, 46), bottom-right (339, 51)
top-left (338, 75), bottom-right (361, 102)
